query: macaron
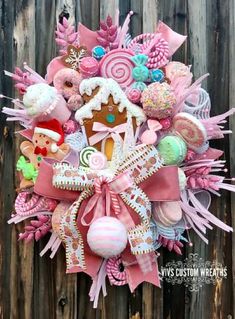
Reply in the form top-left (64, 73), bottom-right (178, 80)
top-left (157, 135), bottom-right (187, 165)
top-left (152, 201), bottom-right (183, 227)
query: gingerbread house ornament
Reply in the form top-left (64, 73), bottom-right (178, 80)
top-left (75, 77), bottom-right (146, 160)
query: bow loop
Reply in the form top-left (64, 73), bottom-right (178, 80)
top-left (89, 122), bottom-right (127, 146)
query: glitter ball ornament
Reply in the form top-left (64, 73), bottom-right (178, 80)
top-left (141, 82), bottom-right (176, 119)
top-left (87, 217), bottom-right (128, 258)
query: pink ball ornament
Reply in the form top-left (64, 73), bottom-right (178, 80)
top-left (158, 117), bottom-right (172, 130)
top-left (87, 217), bottom-right (128, 258)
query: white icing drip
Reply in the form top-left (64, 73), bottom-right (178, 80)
top-left (75, 77), bottom-right (146, 125)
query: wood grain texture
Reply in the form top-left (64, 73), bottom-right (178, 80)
top-left (0, 0), bottom-right (234, 318)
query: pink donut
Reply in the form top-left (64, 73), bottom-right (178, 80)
top-left (153, 201), bottom-right (182, 226)
top-left (53, 68), bottom-right (83, 99)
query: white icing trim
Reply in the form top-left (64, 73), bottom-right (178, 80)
top-left (34, 127), bottom-right (61, 141)
top-left (75, 77), bottom-right (146, 125)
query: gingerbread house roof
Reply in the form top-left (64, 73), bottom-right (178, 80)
top-left (75, 77), bottom-right (146, 125)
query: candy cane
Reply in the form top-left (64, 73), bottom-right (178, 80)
top-left (106, 256), bottom-right (127, 286)
top-left (15, 191), bottom-right (57, 216)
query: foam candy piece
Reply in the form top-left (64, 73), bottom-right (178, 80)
top-left (87, 216), bottom-right (128, 258)
top-left (173, 112), bottom-right (207, 151)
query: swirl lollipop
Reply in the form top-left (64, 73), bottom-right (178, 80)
top-left (79, 146), bottom-right (97, 167)
top-left (173, 112), bottom-right (207, 151)
top-left (88, 152), bottom-right (107, 170)
top-left (99, 49), bottom-right (135, 89)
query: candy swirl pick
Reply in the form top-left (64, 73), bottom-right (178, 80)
top-left (88, 151), bottom-right (107, 170)
top-left (99, 49), bottom-right (135, 89)
top-left (173, 112), bottom-right (207, 151)
top-left (79, 146), bottom-right (97, 167)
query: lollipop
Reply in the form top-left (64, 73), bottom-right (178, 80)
top-left (141, 82), bottom-right (176, 119)
top-left (88, 152), bottom-right (107, 170)
top-left (99, 49), bottom-right (135, 89)
top-left (79, 146), bottom-right (97, 167)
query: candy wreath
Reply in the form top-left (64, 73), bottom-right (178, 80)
top-left (1, 11), bottom-right (235, 308)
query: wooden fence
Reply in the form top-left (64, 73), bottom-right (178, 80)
top-left (0, 0), bottom-right (234, 318)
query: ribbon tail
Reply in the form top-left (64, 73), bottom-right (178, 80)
top-left (89, 259), bottom-right (107, 308)
top-left (126, 256), bottom-right (160, 292)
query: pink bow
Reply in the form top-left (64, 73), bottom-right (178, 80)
top-left (89, 122), bottom-right (127, 146)
top-left (81, 172), bottom-right (133, 226)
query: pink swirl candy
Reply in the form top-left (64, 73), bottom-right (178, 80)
top-left (88, 152), bottom-right (107, 170)
top-left (126, 88), bottom-right (141, 103)
top-left (99, 49), bottom-right (135, 89)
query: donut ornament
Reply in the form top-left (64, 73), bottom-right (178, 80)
top-left (172, 112), bottom-right (207, 151)
top-left (53, 68), bottom-right (83, 99)
top-left (99, 49), bottom-right (135, 89)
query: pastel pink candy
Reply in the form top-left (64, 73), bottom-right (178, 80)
top-left (152, 201), bottom-right (183, 226)
top-left (88, 152), bottom-right (107, 170)
top-left (79, 57), bottom-right (99, 78)
top-left (140, 119), bottom-right (162, 144)
top-left (140, 130), bottom-right (157, 145)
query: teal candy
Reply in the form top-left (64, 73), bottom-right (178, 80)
top-left (150, 69), bottom-right (164, 82)
top-left (92, 46), bottom-right (106, 60)
top-left (106, 113), bottom-right (115, 123)
top-left (157, 135), bottom-right (187, 165)
top-left (132, 81), bottom-right (147, 92)
top-left (131, 54), bottom-right (148, 66)
top-left (132, 65), bottom-right (149, 82)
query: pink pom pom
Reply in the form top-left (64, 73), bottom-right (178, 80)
top-left (87, 217), bottom-right (128, 258)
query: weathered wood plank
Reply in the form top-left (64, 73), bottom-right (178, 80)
top-left (229, 0), bottom-right (235, 318)
top-left (100, 0), bottom-right (119, 20)
top-left (142, 0), bottom-right (158, 33)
